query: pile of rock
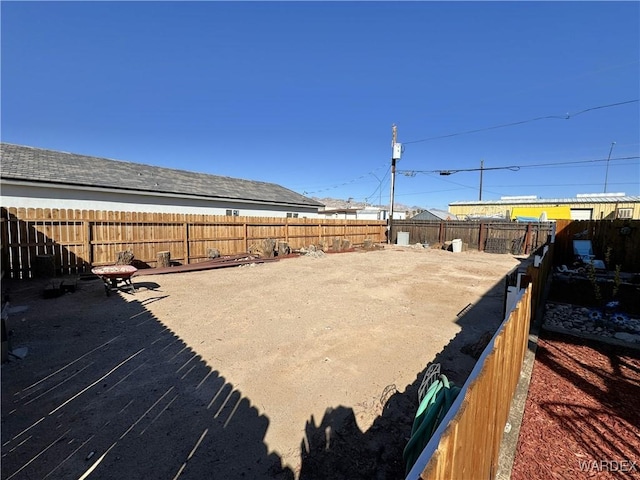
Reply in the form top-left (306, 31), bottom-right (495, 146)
top-left (298, 245), bottom-right (326, 259)
top-left (543, 303), bottom-right (640, 344)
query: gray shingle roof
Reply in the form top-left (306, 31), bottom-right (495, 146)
top-left (1, 143), bottom-right (323, 208)
top-left (411, 209), bottom-right (459, 221)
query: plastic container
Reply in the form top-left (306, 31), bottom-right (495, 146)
top-left (451, 238), bottom-right (462, 253)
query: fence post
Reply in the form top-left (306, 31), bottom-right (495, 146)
top-left (183, 222), bottom-right (190, 264)
top-left (1, 210), bottom-right (8, 279)
top-left (285, 217), bottom-right (290, 243)
top-left (524, 223), bottom-right (533, 255)
top-left (243, 222), bottom-right (248, 253)
top-left (478, 223), bottom-right (486, 251)
top-left (84, 221), bottom-right (92, 268)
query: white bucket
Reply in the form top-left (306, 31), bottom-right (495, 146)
top-left (451, 239), bottom-right (462, 253)
top-left (397, 231), bottom-right (410, 246)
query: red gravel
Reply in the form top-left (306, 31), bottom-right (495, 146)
top-left (511, 331), bottom-right (640, 480)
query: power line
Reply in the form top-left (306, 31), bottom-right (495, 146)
top-left (513, 156), bottom-right (638, 170)
top-left (403, 99), bottom-right (639, 145)
top-left (394, 187), bottom-right (468, 197)
top-left (398, 155), bottom-right (640, 176)
top-left (486, 182), bottom-right (638, 188)
top-left (300, 164), bottom-right (388, 196)
top-left (364, 167), bottom-right (390, 205)
top-left (421, 172), bottom-right (506, 197)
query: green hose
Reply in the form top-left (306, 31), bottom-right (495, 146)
top-left (403, 374), bottom-right (461, 475)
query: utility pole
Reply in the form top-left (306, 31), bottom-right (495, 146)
top-left (479, 159), bottom-right (484, 201)
top-left (604, 141), bottom-right (616, 193)
top-left (388, 125), bottom-right (400, 244)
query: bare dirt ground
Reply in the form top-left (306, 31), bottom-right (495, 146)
top-left (2, 246), bottom-right (524, 480)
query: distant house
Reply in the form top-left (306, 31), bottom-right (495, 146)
top-left (449, 194), bottom-right (640, 221)
top-left (0, 143), bottom-right (323, 217)
top-left (410, 209), bottom-right (459, 221)
top-left (318, 206), bottom-right (408, 220)
top-left (319, 206), bottom-right (389, 220)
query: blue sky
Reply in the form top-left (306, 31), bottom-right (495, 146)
top-left (2, 1), bottom-right (639, 211)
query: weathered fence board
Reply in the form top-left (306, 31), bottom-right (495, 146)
top-left (409, 284), bottom-right (533, 480)
top-left (554, 219), bottom-right (640, 271)
top-left (391, 219), bottom-right (554, 254)
top-left (0, 207), bottom-right (386, 278)
top-left (408, 233), bottom-right (554, 479)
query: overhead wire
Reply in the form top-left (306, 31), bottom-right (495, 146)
top-left (403, 99), bottom-right (639, 145)
top-left (300, 164), bottom-right (388, 196)
top-left (422, 172), bottom-right (506, 197)
top-left (397, 160), bottom-right (639, 201)
top-left (398, 155), bottom-right (639, 176)
top-left (364, 166), bottom-right (391, 204)
top-left (485, 182), bottom-right (637, 188)
top-left (298, 99), bottom-right (638, 201)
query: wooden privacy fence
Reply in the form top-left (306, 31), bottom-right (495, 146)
top-left (391, 220), bottom-right (554, 254)
top-left (408, 284), bottom-right (533, 480)
top-left (525, 242), bottom-right (555, 324)
top-left (554, 219), bottom-right (640, 271)
top-left (407, 235), bottom-right (554, 479)
top-left (0, 207), bottom-right (386, 279)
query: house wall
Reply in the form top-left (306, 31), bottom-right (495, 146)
top-left (321, 211), bottom-right (359, 220)
top-left (449, 201), bottom-right (640, 220)
top-left (318, 209), bottom-right (389, 220)
top-left (357, 210), bottom-right (385, 220)
top-left (1, 183), bottom-right (320, 218)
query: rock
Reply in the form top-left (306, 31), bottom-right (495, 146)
top-left (248, 238), bottom-right (277, 258)
top-left (10, 347), bottom-right (28, 359)
top-left (614, 332), bottom-right (640, 343)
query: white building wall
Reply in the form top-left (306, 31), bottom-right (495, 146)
top-left (1, 183), bottom-right (320, 218)
top-left (357, 209), bottom-right (386, 220)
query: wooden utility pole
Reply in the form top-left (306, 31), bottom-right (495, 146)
top-left (388, 125), bottom-right (398, 244)
top-left (479, 159), bottom-right (484, 201)
top-left (604, 141), bottom-right (616, 193)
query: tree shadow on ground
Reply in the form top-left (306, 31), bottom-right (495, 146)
top-left (510, 330), bottom-right (640, 479)
top-left (298, 258), bottom-right (530, 480)
top-left (1, 276), bottom-right (293, 480)
top-left (537, 332), bottom-right (640, 459)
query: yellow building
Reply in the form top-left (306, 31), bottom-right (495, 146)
top-left (449, 194), bottom-right (640, 221)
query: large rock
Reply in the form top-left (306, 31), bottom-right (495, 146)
top-left (614, 332), bottom-right (640, 343)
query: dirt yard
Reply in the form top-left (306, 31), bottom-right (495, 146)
top-left (2, 246), bottom-right (524, 479)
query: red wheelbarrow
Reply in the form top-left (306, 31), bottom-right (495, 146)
top-left (91, 265), bottom-right (137, 296)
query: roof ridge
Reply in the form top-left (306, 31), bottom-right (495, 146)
top-left (1, 143), bottom-right (323, 207)
top-left (0, 142), bottom-right (275, 185)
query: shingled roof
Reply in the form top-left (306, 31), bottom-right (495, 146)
top-left (0, 143), bottom-right (323, 208)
